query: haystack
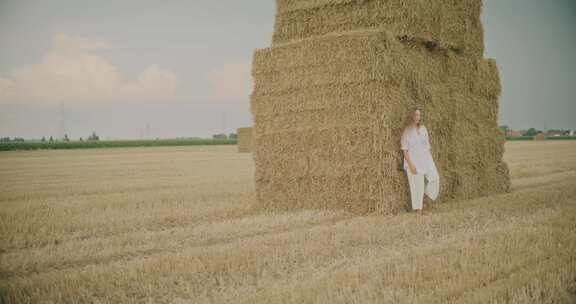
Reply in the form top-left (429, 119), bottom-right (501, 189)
top-left (249, 0), bottom-right (511, 214)
top-left (534, 133), bottom-right (546, 141)
top-left (237, 127), bottom-right (253, 153)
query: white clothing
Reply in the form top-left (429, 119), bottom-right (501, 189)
top-left (401, 125), bottom-right (440, 210)
top-left (406, 168), bottom-right (440, 210)
top-left (400, 125), bottom-right (436, 175)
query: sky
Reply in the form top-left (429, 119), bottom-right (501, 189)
top-left (0, 0), bottom-right (574, 139)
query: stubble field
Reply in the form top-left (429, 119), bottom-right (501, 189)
top-left (1, 141), bottom-right (575, 303)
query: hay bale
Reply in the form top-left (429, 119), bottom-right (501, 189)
top-left (237, 127), bottom-right (253, 153)
top-left (534, 133), bottom-right (546, 141)
top-left (272, 0), bottom-right (485, 57)
top-left (473, 59), bottom-right (501, 100)
top-left (249, 1), bottom-right (510, 215)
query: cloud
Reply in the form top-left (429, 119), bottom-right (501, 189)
top-left (0, 34), bottom-right (178, 104)
top-left (205, 60), bottom-right (252, 103)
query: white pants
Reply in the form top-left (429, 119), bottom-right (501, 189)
top-left (406, 167), bottom-right (440, 210)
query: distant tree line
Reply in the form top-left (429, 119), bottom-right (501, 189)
top-left (1, 131), bottom-right (101, 142)
top-left (212, 132), bottom-right (237, 139)
top-left (1, 137), bottom-right (25, 142)
top-left (2, 131), bottom-right (239, 143)
top-left (499, 125), bottom-right (574, 137)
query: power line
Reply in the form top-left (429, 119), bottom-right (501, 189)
top-left (145, 122), bottom-right (151, 139)
top-left (59, 102), bottom-right (67, 139)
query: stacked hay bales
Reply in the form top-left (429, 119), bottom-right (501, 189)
top-left (249, 0), bottom-right (511, 215)
top-left (237, 127), bottom-right (253, 153)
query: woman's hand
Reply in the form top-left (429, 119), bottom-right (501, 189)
top-left (409, 163), bottom-right (417, 175)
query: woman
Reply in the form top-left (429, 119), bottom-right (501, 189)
top-left (400, 107), bottom-right (440, 214)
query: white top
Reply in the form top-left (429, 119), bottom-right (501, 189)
top-left (400, 125), bottom-right (435, 174)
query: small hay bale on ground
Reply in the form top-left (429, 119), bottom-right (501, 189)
top-left (237, 127), bottom-right (253, 153)
top-left (534, 133), bottom-right (546, 141)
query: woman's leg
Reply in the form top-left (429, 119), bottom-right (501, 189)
top-left (424, 166), bottom-right (440, 201)
top-left (407, 170), bottom-right (425, 210)
top-left (424, 177), bottom-right (439, 201)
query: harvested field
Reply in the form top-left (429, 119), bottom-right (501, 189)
top-left (1, 141), bottom-right (575, 303)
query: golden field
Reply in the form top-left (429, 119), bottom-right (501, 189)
top-left (1, 141), bottom-right (575, 303)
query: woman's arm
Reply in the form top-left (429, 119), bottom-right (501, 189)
top-left (424, 126), bottom-right (432, 153)
top-left (403, 149), bottom-right (417, 174)
top-left (401, 129), bottom-right (417, 174)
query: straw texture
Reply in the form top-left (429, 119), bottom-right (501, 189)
top-left (273, 0), bottom-right (485, 57)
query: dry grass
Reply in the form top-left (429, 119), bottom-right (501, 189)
top-left (0, 141), bottom-right (575, 303)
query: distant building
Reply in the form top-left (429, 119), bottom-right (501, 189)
top-left (546, 130), bottom-right (565, 137)
top-left (506, 130), bottom-right (524, 137)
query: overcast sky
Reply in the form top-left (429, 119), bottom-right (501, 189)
top-left (0, 0), bottom-right (574, 139)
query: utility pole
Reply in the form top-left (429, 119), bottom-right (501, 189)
top-left (59, 102), bottom-right (67, 140)
top-left (145, 122), bottom-right (151, 139)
